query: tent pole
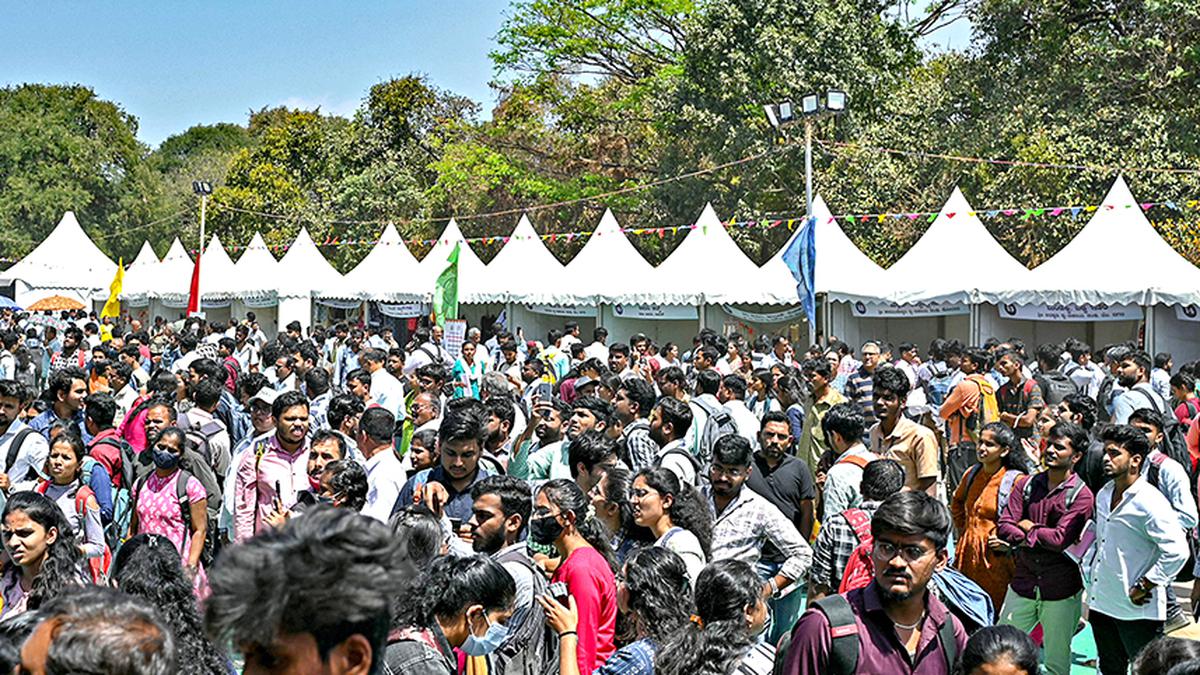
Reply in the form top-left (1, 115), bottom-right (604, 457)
top-left (698, 302), bottom-right (706, 333)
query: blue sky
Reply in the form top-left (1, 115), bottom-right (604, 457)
top-left (1, 2), bottom-right (970, 149)
top-left (1, 1), bottom-right (509, 147)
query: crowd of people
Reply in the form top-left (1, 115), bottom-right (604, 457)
top-left (0, 307), bottom-right (1198, 674)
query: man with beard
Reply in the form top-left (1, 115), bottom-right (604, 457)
top-left (392, 405), bottom-right (494, 523)
top-left (995, 349), bottom-right (1044, 442)
top-left (1110, 349), bottom-right (1167, 425)
top-left (650, 397), bottom-right (695, 486)
top-left (232, 390), bottom-right (311, 542)
top-left (1087, 425), bottom-right (1187, 674)
top-left (784, 491), bottom-right (967, 674)
top-left (357, 407), bottom-right (407, 522)
top-left (481, 395), bottom-right (515, 472)
top-left (509, 397), bottom-right (570, 481)
top-left (747, 410), bottom-right (816, 542)
top-left (516, 396), bottom-right (610, 482)
top-left (466, 475), bottom-right (552, 675)
top-left (819, 403), bottom-right (879, 520)
top-left (30, 366), bottom-right (90, 442)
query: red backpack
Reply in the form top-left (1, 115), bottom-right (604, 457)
top-left (837, 508), bottom-right (875, 594)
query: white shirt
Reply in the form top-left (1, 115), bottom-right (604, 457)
top-left (656, 438), bottom-right (697, 486)
top-left (0, 420), bottom-right (49, 482)
top-left (369, 369), bottom-right (407, 421)
top-left (560, 334), bottom-right (582, 349)
top-left (362, 448), bottom-right (410, 522)
top-left (403, 341), bottom-right (450, 375)
top-left (233, 343), bottom-right (259, 372)
top-left (113, 384), bottom-right (140, 423)
top-left (723, 399), bottom-right (761, 447)
top-left (171, 350), bottom-right (201, 375)
top-left (1061, 360), bottom-right (1105, 399)
top-left (0, 352), bottom-right (15, 380)
top-left (1088, 477), bottom-right (1188, 621)
top-left (1147, 449), bottom-right (1199, 529)
top-left (583, 341), bottom-right (609, 363)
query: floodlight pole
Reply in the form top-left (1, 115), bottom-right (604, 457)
top-left (805, 119), bottom-right (814, 222)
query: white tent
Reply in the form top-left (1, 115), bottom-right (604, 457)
top-left (419, 219), bottom-right (487, 302)
top-left (471, 216), bottom-right (567, 304)
top-left (129, 241), bottom-right (160, 270)
top-left (232, 233), bottom-right (281, 301)
top-left (120, 242), bottom-right (160, 308)
top-left (276, 228), bottom-right (344, 330)
top-left (0, 211), bottom-right (116, 305)
top-left (143, 238), bottom-right (194, 301)
top-left (560, 209), bottom-right (658, 305)
top-left (319, 223), bottom-right (425, 303)
top-left (885, 187), bottom-right (1031, 306)
top-left (653, 204), bottom-right (757, 305)
top-left (199, 236), bottom-right (237, 300)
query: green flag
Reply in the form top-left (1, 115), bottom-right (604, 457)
top-left (432, 242), bottom-right (460, 327)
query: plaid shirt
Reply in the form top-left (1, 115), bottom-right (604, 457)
top-left (810, 500), bottom-right (880, 592)
top-left (621, 419), bottom-right (658, 472)
top-left (705, 485), bottom-right (813, 582)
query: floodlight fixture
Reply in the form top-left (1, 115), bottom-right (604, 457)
top-left (800, 94), bottom-right (819, 115)
top-left (778, 101), bottom-right (794, 124)
top-left (192, 181), bottom-right (213, 196)
top-left (826, 90), bottom-right (847, 113)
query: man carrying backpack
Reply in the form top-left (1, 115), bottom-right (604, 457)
top-left (940, 348), bottom-right (999, 448)
top-left (1034, 343), bottom-right (1079, 408)
top-left (1110, 350), bottom-right (1167, 425)
top-left (995, 422), bottom-right (1095, 675)
top-left (784, 491), bottom-right (967, 674)
top-left (809, 458), bottom-right (905, 602)
top-left (686, 369), bottom-right (736, 464)
top-left (995, 350), bottom-right (1044, 443)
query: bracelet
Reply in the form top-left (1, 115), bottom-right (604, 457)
top-left (559, 630), bottom-right (578, 640)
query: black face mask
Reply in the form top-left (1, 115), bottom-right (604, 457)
top-left (529, 514), bottom-right (565, 546)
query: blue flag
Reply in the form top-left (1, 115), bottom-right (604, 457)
top-left (783, 217), bottom-right (817, 326)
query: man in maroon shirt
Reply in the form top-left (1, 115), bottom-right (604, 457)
top-left (783, 491), bottom-right (967, 674)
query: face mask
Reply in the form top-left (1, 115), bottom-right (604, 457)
top-left (462, 614), bottom-right (508, 656)
top-left (529, 514), bottom-right (565, 546)
top-left (151, 449), bottom-right (180, 471)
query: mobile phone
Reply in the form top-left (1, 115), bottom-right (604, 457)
top-left (448, 517), bottom-right (463, 531)
top-left (548, 581), bottom-right (570, 605)
top-left (536, 382), bottom-right (553, 400)
top-left (275, 480), bottom-right (283, 498)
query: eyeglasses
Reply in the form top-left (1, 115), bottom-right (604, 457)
top-left (709, 465), bottom-right (747, 479)
top-left (872, 541), bottom-right (931, 563)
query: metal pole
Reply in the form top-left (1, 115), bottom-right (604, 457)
top-left (805, 119), bottom-right (814, 221)
top-left (196, 194), bottom-right (207, 317)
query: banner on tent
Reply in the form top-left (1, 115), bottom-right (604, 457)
top-left (202, 299), bottom-right (231, 309)
top-left (851, 301), bottom-right (968, 318)
top-left (241, 295), bottom-right (278, 309)
top-left (444, 319), bottom-right (467, 360)
top-left (612, 303), bottom-right (697, 320)
top-left (1175, 305), bottom-right (1200, 323)
top-left (378, 302), bottom-right (424, 318)
top-left (998, 302), bottom-right (1143, 322)
top-left (721, 304), bottom-right (806, 324)
top-left (316, 298), bottom-right (363, 311)
top-left (526, 304), bottom-right (596, 318)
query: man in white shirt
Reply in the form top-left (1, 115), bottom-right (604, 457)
top-left (1088, 424), bottom-right (1188, 674)
top-left (583, 326), bottom-right (609, 363)
top-left (360, 348), bottom-right (406, 421)
top-left (403, 328), bottom-right (451, 376)
top-left (559, 321), bottom-right (583, 350)
top-left (719, 373), bottom-right (760, 448)
top-left (761, 335), bottom-right (793, 369)
top-left (0, 333), bottom-right (18, 381)
top-left (0, 379), bottom-right (48, 491)
top-left (108, 363), bottom-right (140, 422)
top-left (231, 325), bottom-right (260, 373)
top-left (650, 397), bottom-right (697, 486)
top-left (357, 407), bottom-right (408, 522)
top-left (1061, 340), bottom-right (1105, 399)
top-left (819, 402), bottom-right (879, 520)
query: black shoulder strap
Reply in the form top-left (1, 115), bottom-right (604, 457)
top-left (812, 595), bottom-right (858, 675)
top-left (938, 615), bottom-right (958, 672)
top-left (176, 469), bottom-right (194, 534)
top-left (1131, 386), bottom-right (1163, 414)
top-left (1065, 478), bottom-right (1087, 509)
top-left (6, 428), bottom-right (34, 475)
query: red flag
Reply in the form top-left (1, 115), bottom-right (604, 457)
top-left (186, 254), bottom-right (201, 315)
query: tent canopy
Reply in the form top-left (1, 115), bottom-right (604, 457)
top-left (471, 216), bottom-right (567, 304)
top-left (885, 187), bottom-right (1030, 305)
top-left (232, 232), bottom-right (281, 301)
top-left (123, 237), bottom-right (193, 301)
top-left (0, 212), bottom-right (115, 292)
top-left (653, 204), bottom-right (759, 305)
top-left (199, 235), bottom-right (238, 300)
top-left (276, 228), bottom-right (344, 298)
top-left (129, 241), bottom-right (160, 270)
top-left (560, 209), bottom-right (658, 305)
top-left (320, 223), bottom-right (424, 302)
top-left (419, 220), bottom-right (487, 302)
top-left (985, 176), bottom-right (1200, 307)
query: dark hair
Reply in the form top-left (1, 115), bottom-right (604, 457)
top-left (861, 459), bottom-right (906, 502)
top-left (0, 379), bottom-right (25, 403)
top-left (1129, 407), bottom-right (1165, 433)
top-left (39, 586), bottom-right (176, 674)
top-left (1133, 636), bottom-right (1200, 675)
top-left (1154, 351), bottom-right (1173, 370)
top-left (655, 559), bottom-right (762, 675)
top-left (719, 374), bottom-right (747, 400)
top-left (484, 395), bottom-right (515, 427)
top-left (593, 327), bottom-right (608, 341)
top-left (980, 422), bottom-right (1030, 473)
top-left (1047, 422), bottom-right (1090, 458)
top-left (655, 397), bottom-right (693, 441)
top-left (958, 625), bottom-right (1039, 675)
top-left (620, 379), bottom-right (656, 419)
top-left (111, 534), bottom-right (227, 675)
top-left (1035, 342), bottom-right (1063, 370)
top-left (610, 342), bottom-right (630, 358)
top-left (438, 405), bottom-right (487, 448)
top-left (1124, 349), bottom-right (1153, 375)
top-left (411, 428), bottom-right (438, 451)
top-left (271, 390), bottom-right (309, 420)
top-left (205, 507), bottom-right (409, 673)
top-left (569, 430), bottom-right (618, 480)
top-left (192, 377), bottom-right (222, 410)
top-left (236, 372), bottom-right (268, 400)
top-left (696, 345), bottom-right (720, 366)
top-left (711, 433), bottom-right (753, 468)
top-left (537, 479), bottom-right (617, 571)
top-left (695, 369), bottom-right (721, 396)
top-left (658, 366), bottom-right (687, 388)
top-left (403, 554), bottom-right (515, 630)
top-left (635, 468), bottom-right (713, 558)
top-left (345, 368), bottom-right (372, 389)
top-left (2, 491), bottom-right (84, 609)
top-left (48, 431), bottom-right (88, 480)
top-left (360, 348), bottom-right (386, 366)
top-left (305, 368), bottom-right (330, 397)
top-left (962, 347), bottom-right (991, 372)
top-left (84, 392), bottom-right (117, 429)
top-left (821, 402), bottom-right (864, 445)
top-left (327, 393), bottom-right (365, 429)
top-left (1100, 424), bottom-right (1153, 460)
top-left (871, 491), bottom-right (952, 551)
top-left (189, 358), bottom-right (225, 385)
top-left (623, 547), bottom-right (693, 643)
top-left (873, 366), bottom-right (910, 399)
top-left (359, 407), bottom-right (395, 444)
top-left (596, 464), bottom-right (653, 545)
top-left (46, 366), bottom-right (87, 402)
top-left (801, 356), bottom-right (832, 380)
top-left (1171, 371), bottom-right (1196, 394)
top-left (389, 506), bottom-right (442, 572)
top-left (471, 475), bottom-right (532, 529)
top-left (311, 429), bottom-right (348, 460)
top-left (322, 460), bottom-right (368, 510)
top-left (1060, 392), bottom-right (1097, 431)
top-left (572, 395), bottom-right (614, 428)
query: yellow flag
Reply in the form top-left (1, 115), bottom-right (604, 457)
top-left (100, 259), bottom-right (124, 319)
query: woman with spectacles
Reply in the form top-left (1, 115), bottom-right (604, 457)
top-left (630, 468), bottom-right (711, 585)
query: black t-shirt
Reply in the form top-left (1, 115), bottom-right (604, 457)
top-left (746, 453), bottom-right (815, 526)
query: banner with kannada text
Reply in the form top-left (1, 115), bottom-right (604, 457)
top-left (998, 302), bottom-right (1143, 322)
top-left (611, 303), bottom-right (697, 320)
top-left (526, 304), bottom-right (597, 318)
top-left (851, 301), bottom-right (969, 318)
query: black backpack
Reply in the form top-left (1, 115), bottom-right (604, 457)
top-left (691, 397), bottom-right (737, 464)
top-left (4, 428), bottom-right (38, 481)
top-left (1128, 388), bottom-right (1192, 480)
top-left (1034, 371), bottom-right (1079, 407)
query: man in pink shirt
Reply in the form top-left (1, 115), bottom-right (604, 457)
top-left (233, 390), bottom-right (311, 541)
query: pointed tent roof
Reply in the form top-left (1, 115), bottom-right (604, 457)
top-left (230, 232), bottom-right (280, 300)
top-left (0, 212), bottom-right (115, 291)
top-left (320, 223), bottom-right (425, 302)
top-left (758, 195), bottom-right (890, 304)
top-left (199, 235), bottom-right (238, 300)
top-left (276, 227), bottom-right (344, 298)
top-left (653, 204), bottom-right (761, 305)
top-left (470, 216), bottom-right (567, 304)
top-left (419, 219), bottom-right (486, 302)
top-left (560, 209), bottom-right (658, 305)
top-left (884, 187), bottom-right (1030, 305)
top-left (120, 242), bottom-right (160, 302)
top-left (122, 237), bottom-right (192, 301)
top-left (129, 242), bottom-right (159, 270)
top-left (987, 176), bottom-right (1200, 307)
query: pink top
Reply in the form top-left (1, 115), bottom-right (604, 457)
top-left (136, 470), bottom-right (208, 597)
top-left (551, 547), bottom-right (617, 673)
top-left (233, 435), bottom-right (310, 542)
top-left (117, 395), bottom-right (152, 453)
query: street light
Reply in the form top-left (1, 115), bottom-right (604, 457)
top-left (191, 180), bottom-right (213, 317)
top-left (762, 90), bottom-right (849, 221)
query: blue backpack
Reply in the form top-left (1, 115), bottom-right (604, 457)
top-left (925, 364), bottom-right (955, 407)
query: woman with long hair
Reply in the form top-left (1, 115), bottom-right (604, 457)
top-left (452, 341), bottom-right (487, 399)
top-left (35, 432), bottom-right (106, 571)
top-left (631, 468), bottom-right (711, 584)
top-left (128, 426), bottom-right (209, 597)
top-left (588, 465), bottom-right (653, 566)
top-left (385, 554), bottom-right (516, 675)
top-left (541, 546), bottom-right (693, 675)
top-left (655, 559), bottom-right (775, 675)
top-left (110, 533), bottom-right (229, 675)
top-left (532, 479), bottom-right (618, 673)
top-left (950, 422), bottom-right (1030, 614)
top-left (746, 368), bottom-right (781, 421)
top-left (0, 491), bottom-right (85, 619)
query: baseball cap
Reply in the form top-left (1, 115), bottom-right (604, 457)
top-left (248, 388), bottom-right (278, 408)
